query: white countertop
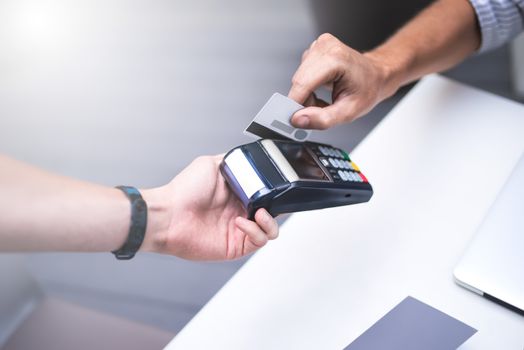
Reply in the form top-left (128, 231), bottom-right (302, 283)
top-left (165, 75), bottom-right (524, 349)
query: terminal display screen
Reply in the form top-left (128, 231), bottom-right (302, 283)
top-left (275, 142), bottom-right (328, 180)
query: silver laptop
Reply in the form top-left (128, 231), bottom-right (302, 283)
top-left (454, 154), bottom-right (524, 315)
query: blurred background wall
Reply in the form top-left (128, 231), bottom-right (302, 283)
top-left (0, 0), bottom-right (518, 339)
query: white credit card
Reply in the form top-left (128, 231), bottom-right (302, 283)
top-left (244, 93), bottom-right (312, 142)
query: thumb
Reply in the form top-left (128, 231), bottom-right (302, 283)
top-left (291, 97), bottom-right (361, 130)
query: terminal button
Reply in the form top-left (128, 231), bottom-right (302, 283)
top-left (320, 158), bottom-right (330, 167)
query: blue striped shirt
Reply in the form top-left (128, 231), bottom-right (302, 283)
top-left (468, 0), bottom-right (524, 52)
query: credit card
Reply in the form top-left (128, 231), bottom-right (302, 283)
top-left (244, 93), bottom-right (312, 142)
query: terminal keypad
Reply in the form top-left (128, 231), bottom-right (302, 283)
top-left (312, 145), bottom-right (368, 183)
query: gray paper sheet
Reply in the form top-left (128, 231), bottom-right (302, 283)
top-left (344, 296), bottom-right (477, 350)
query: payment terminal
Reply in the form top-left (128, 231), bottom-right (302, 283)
top-left (220, 139), bottom-right (373, 219)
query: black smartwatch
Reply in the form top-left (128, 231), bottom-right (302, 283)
top-left (113, 186), bottom-right (148, 260)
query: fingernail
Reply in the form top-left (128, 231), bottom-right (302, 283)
top-left (293, 115), bottom-right (310, 128)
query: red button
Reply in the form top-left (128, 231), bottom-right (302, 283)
top-left (359, 173), bottom-right (368, 182)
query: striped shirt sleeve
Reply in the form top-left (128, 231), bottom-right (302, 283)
top-left (468, 0), bottom-right (524, 52)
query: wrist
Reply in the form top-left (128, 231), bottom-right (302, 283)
top-left (364, 46), bottom-right (412, 99)
top-left (139, 187), bottom-right (172, 253)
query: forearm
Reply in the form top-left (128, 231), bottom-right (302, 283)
top-left (0, 153), bottom-right (279, 260)
top-left (366, 0), bottom-right (481, 97)
top-left (0, 155), bottom-right (134, 252)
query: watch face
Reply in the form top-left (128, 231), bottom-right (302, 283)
top-left (275, 141), bottom-right (328, 181)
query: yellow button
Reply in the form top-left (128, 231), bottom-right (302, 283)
top-left (351, 162), bottom-right (360, 172)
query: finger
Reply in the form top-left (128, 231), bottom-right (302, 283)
top-left (291, 97), bottom-right (360, 130)
top-left (300, 38), bottom-right (318, 63)
top-left (292, 94), bottom-right (329, 128)
top-left (301, 48), bottom-right (309, 62)
top-left (235, 217), bottom-right (268, 248)
top-left (213, 153), bottom-right (226, 164)
top-left (291, 106), bottom-right (333, 130)
top-left (254, 208), bottom-right (279, 240)
top-left (288, 56), bottom-right (340, 105)
top-left (291, 95), bottom-right (329, 128)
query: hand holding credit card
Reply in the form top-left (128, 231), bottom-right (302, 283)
top-left (244, 93), bottom-right (312, 141)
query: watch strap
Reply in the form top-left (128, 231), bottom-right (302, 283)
top-left (112, 186), bottom-right (148, 260)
